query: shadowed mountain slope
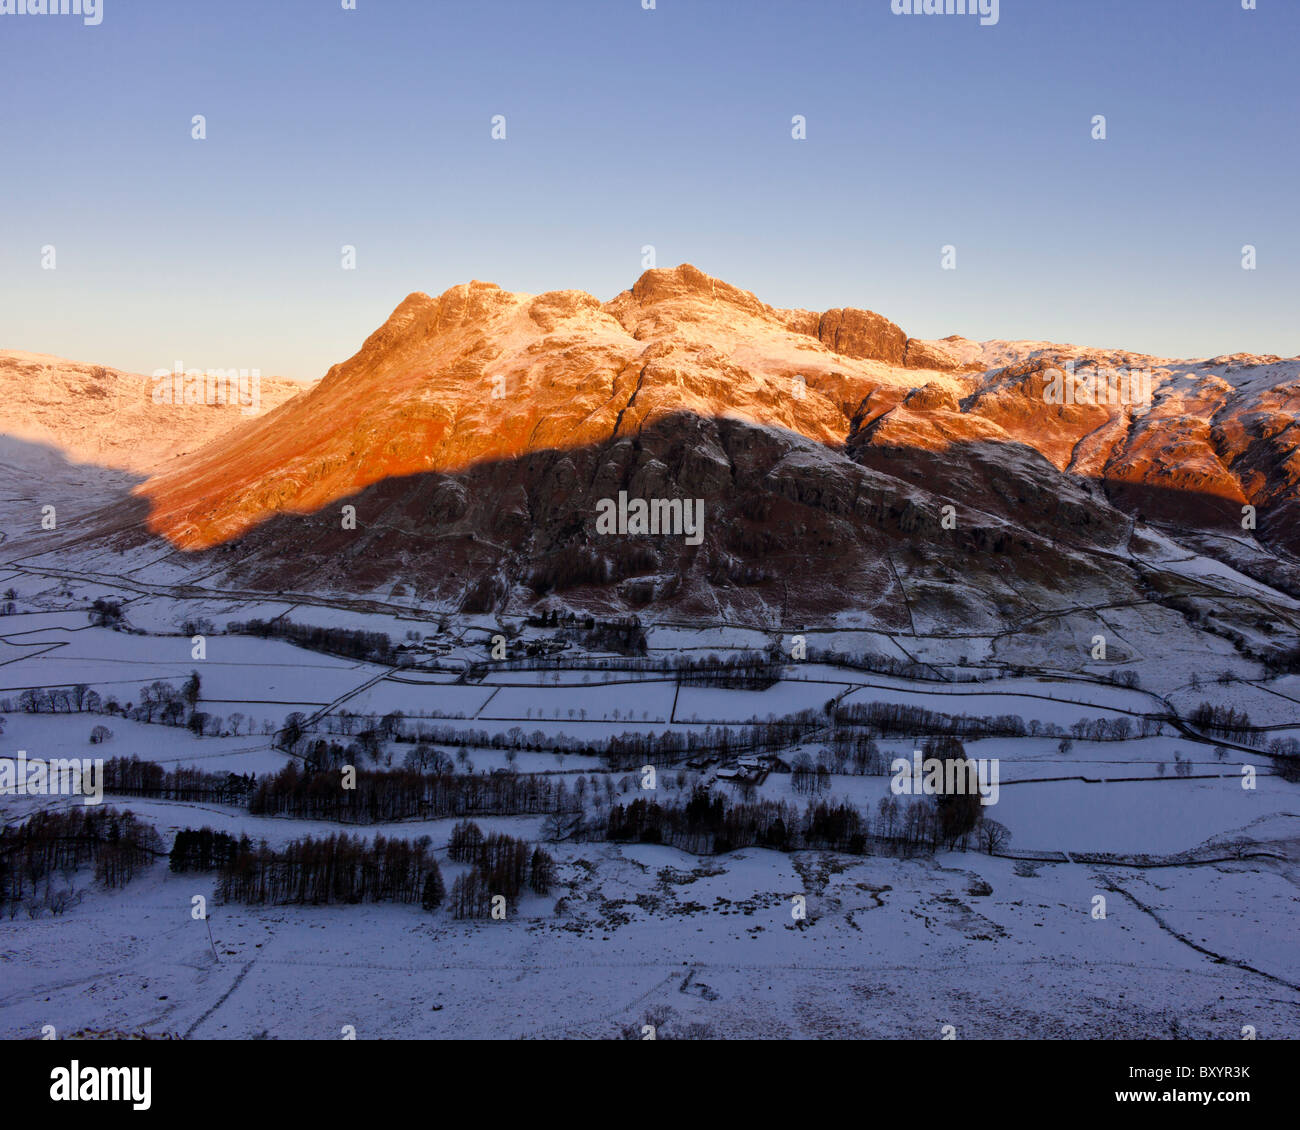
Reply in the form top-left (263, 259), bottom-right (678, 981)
top-left (10, 265), bottom-right (1300, 629)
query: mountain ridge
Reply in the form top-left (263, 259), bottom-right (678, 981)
top-left (7, 264), bottom-right (1300, 629)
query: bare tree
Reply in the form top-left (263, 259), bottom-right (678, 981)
top-left (976, 818), bottom-right (1011, 855)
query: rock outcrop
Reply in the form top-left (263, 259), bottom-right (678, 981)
top-left (17, 264), bottom-right (1299, 627)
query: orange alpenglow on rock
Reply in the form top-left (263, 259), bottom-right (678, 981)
top-left (20, 264), bottom-right (1297, 625)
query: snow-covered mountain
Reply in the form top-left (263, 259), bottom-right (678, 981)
top-left (0, 350), bottom-right (303, 475)
top-left (9, 265), bottom-right (1300, 635)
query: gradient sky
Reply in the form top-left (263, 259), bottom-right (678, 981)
top-left (2, 0), bottom-right (1296, 381)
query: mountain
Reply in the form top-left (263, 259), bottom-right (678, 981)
top-left (0, 350), bottom-right (304, 475)
top-left (12, 266), bottom-right (1300, 633)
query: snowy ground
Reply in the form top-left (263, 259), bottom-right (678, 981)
top-left (2, 552), bottom-right (1299, 1039)
top-left (1, 840), bottom-right (1294, 1040)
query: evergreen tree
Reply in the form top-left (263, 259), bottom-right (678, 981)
top-left (421, 861), bottom-right (446, 910)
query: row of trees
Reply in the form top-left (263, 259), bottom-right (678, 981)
top-left (675, 652), bottom-right (780, 690)
top-left (1067, 716), bottom-right (1138, 741)
top-left (169, 827), bottom-right (241, 873)
top-left (227, 618), bottom-right (399, 665)
top-left (0, 808), bottom-right (161, 911)
top-left (299, 710), bottom-right (824, 770)
top-left (3, 675), bottom-right (273, 740)
top-left (601, 714), bottom-right (820, 769)
top-left (248, 763), bottom-right (586, 823)
top-left (820, 733), bottom-right (887, 775)
top-left (467, 640), bottom-right (1142, 690)
top-left (466, 648), bottom-right (774, 682)
top-left (832, 700), bottom-right (1158, 742)
top-left (102, 757), bottom-right (257, 805)
top-left (202, 825), bottom-right (555, 918)
top-left (603, 775), bottom-right (993, 857)
top-left (803, 646), bottom-right (952, 682)
top-left (95, 755), bottom-right (694, 835)
top-left (1189, 702), bottom-right (1258, 746)
top-left (10, 683), bottom-right (106, 714)
top-left (215, 832), bottom-right (442, 907)
top-left (834, 700), bottom-right (1033, 739)
top-left (446, 820), bottom-right (556, 918)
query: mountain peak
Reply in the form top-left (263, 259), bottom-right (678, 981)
top-left (126, 265), bottom-right (1300, 579)
top-left (624, 262), bottom-right (769, 315)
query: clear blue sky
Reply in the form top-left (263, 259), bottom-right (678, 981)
top-left (2, 0), bottom-right (1296, 380)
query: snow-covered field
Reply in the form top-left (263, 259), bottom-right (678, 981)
top-left (1, 840), bottom-right (1294, 1040)
top-left (2, 559), bottom-right (1298, 1041)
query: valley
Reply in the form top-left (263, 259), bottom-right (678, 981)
top-left (2, 268), bottom-right (1298, 1041)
